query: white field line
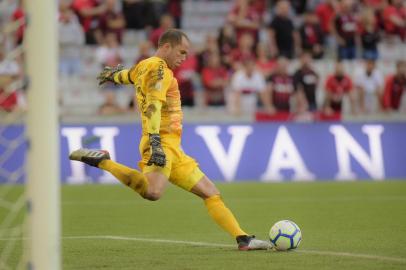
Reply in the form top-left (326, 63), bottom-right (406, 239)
top-left (1, 235), bottom-right (405, 264)
top-left (66, 235), bottom-right (233, 248)
top-left (61, 196), bottom-right (406, 205)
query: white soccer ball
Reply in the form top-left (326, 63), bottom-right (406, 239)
top-left (269, 220), bottom-right (302, 251)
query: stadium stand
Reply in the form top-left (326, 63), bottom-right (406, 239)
top-left (0, 0), bottom-right (405, 121)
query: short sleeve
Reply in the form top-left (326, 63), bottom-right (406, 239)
top-left (255, 72), bottom-right (266, 92)
top-left (354, 70), bottom-right (364, 88)
top-left (146, 61), bottom-right (173, 102)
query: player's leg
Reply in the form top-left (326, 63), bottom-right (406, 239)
top-left (170, 155), bottom-right (270, 250)
top-left (69, 149), bottom-right (168, 201)
top-left (191, 175), bottom-right (271, 250)
top-left (100, 160), bottom-right (168, 200)
top-left (190, 175), bottom-right (247, 237)
top-left (142, 171), bottom-right (168, 201)
top-left (96, 156), bottom-right (168, 200)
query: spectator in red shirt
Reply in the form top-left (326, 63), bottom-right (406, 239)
top-left (324, 60), bottom-right (356, 114)
top-left (299, 12), bottom-right (325, 59)
top-left (315, 0), bottom-right (337, 35)
top-left (228, 0), bottom-right (262, 44)
top-left (255, 42), bottom-right (276, 78)
top-left (12, 0), bottom-right (25, 46)
top-left (201, 53), bottom-right (229, 106)
top-left (99, 0), bottom-right (126, 44)
top-left (167, 0), bottom-right (182, 28)
top-left (362, 0), bottom-right (385, 10)
top-left (149, 14), bottom-right (175, 48)
top-left (332, 0), bottom-right (358, 60)
top-left (71, 0), bottom-right (106, 45)
top-left (0, 47), bottom-right (22, 112)
top-left (383, 60), bottom-right (406, 111)
top-left (197, 34), bottom-right (220, 73)
top-left (229, 33), bottom-right (255, 70)
top-left (265, 57), bottom-right (296, 113)
top-left (382, 0), bottom-right (406, 40)
top-left (173, 52), bottom-right (198, 107)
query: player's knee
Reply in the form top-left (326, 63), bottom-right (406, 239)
top-left (143, 190), bottom-right (163, 201)
top-left (203, 181), bottom-right (220, 198)
top-left (191, 176), bottom-right (221, 199)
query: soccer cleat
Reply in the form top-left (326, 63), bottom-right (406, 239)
top-left (69, 148), bottom-right (110, 168)
top-left (236, 235), bottom-right (272, 251)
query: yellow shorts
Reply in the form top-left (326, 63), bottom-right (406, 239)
top-left (138, 134), bottom-right (205, 191)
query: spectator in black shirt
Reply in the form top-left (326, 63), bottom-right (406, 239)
top-left (268, 0), bottom-right (300, 59)
top-left (293, 52), bottom-right (319, 111)
top-left (299, 12), bottom-right (324, 59)
top-left (217, 23), bottom-right (237, 69)
top-left (290, 0), bottom-right (308, 15)
top-left (122, 0), bottom-right (156, 29)
top-left (360, 8), bottom-right (380, 60)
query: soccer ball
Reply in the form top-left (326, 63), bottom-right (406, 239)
top-left (269, 220), bottom-right (302, 251)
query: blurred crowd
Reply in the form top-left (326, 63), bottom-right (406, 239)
top-left (0, 0), bottom-right (405, 120)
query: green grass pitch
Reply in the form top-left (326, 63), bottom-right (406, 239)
top-left (1, 181), bottom-right (406, 269)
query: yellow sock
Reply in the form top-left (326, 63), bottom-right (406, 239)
top-left (204, 195), bottom-right (247, 238)
top-left (98, 160), bottom-right (148, 196)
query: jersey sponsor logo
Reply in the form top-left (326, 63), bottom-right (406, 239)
top-left (157, 64), bottom-right (164, 81)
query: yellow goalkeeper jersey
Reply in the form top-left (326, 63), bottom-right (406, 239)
top-left (129, 56), bottom-right (183, 137)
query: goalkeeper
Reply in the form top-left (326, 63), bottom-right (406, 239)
top-left (69, 29), bottom-right (270, 251)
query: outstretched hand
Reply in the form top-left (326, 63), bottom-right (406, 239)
top-left (97, 64), bottom-right (124, 86)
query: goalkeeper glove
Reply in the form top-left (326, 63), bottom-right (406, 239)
top-left (147, 133), bottom-right (166, 167)
top-left (97, 64), bottom-right (124, 86)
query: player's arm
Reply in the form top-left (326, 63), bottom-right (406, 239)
top-left (264, 80), bottom-right (276, 114)
top-left (259, 76), bottom-right (274, 114)
top-left (145, 99), bottom-right (165, 167)
top-left (145, 62), bottom-right (171, 167)
top-left (357, 85), bottom-right (365, 113)
top-left (97, 65), bottom-right (135, 86)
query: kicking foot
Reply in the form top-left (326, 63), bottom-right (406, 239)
top-left (69, 148), bottom-right (110, 168)
top-left (236, 235), bottom-right (272, 251)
